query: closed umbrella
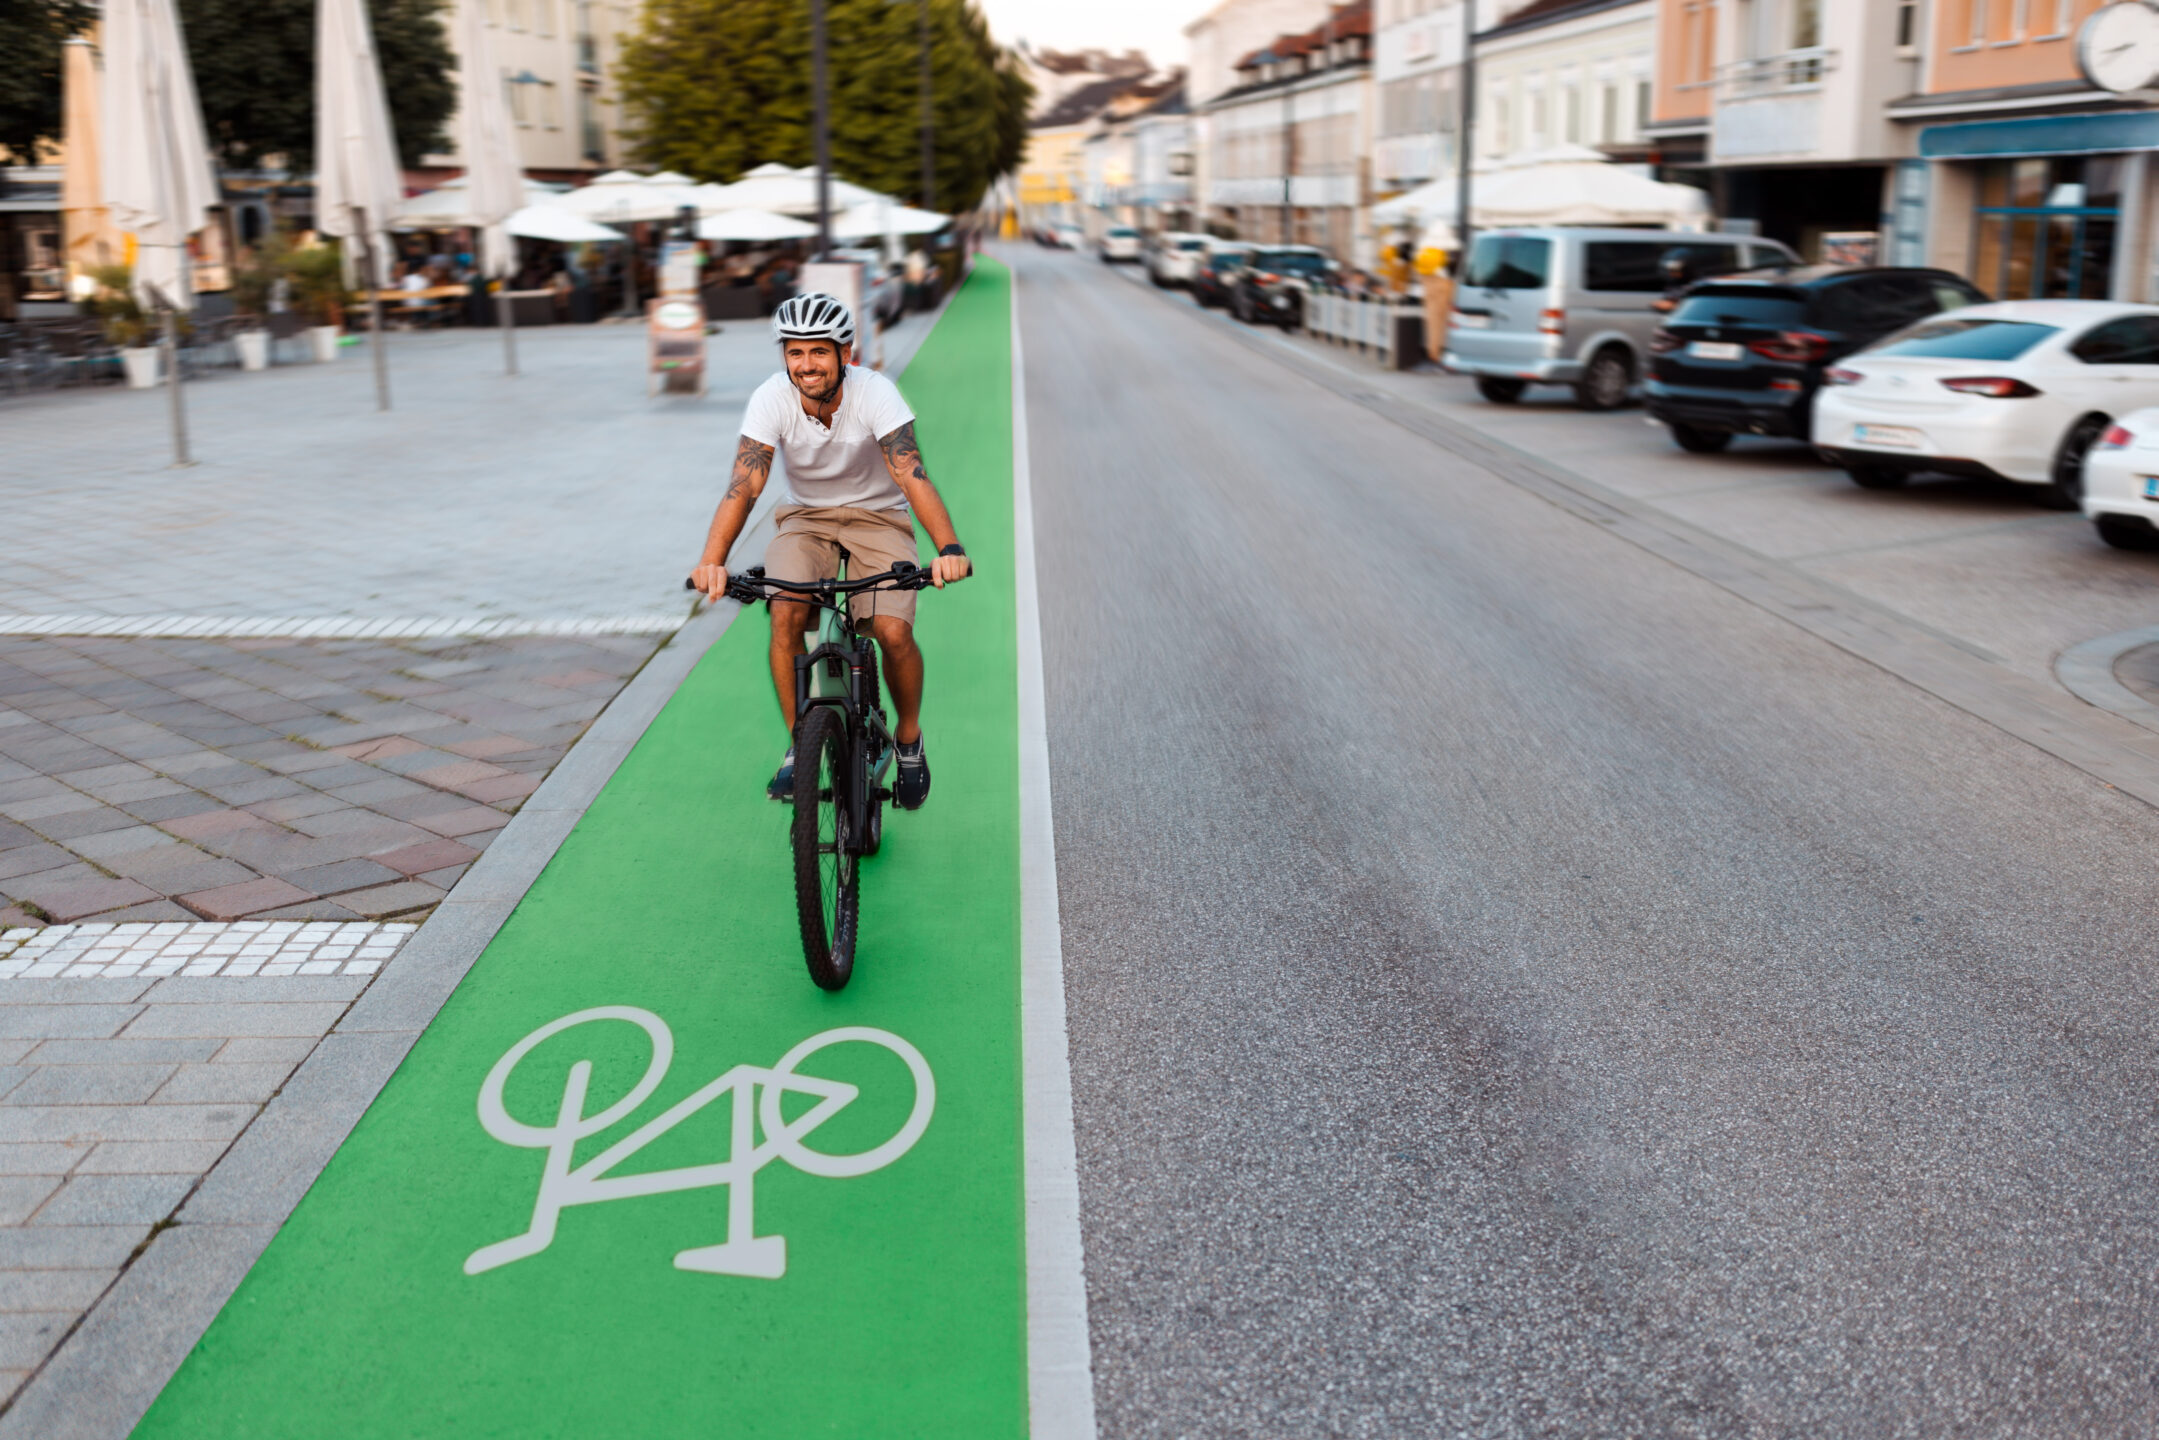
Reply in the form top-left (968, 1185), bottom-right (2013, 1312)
top-left (316, 0), bottom-right (406, 410)
top-left (60, 35), bottom-right (124, 284)
top-left (455, 0), bottom-right (526, 373)
top-left (101, 0), bottom-right (218, 464)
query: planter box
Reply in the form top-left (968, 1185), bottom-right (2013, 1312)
top-left (236, 328), bottom-right (270, 371)
top-left (308, 325), bottom-right (342, 363)
top-left (121, 346), bottom-right (160, 389)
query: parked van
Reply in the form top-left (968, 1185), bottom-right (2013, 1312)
top-left (1443, 227), bottom-right (1799, 410)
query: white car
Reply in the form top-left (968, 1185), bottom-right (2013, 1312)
top-left (1098, 226), bottom-right (1142, 264)
top-left (1815, 300), bottom-right (2159, 510)
top-left (1148, 232), bottom-right (1211, 287)
top-left (2079, 407), bottom-right (2159, 550)
top-left (1052, 222), bottom-right (1084, 250)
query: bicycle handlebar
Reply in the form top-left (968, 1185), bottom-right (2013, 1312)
top-left (683, 562), bottom-right (935, 606)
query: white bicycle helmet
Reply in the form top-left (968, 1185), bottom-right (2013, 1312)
top-left (772, 291), bottom-right (856, 347)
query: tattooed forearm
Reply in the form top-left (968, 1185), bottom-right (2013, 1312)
top-left (726, 437), bottom-right (774, 501)
top-left (878, 421), bottom-right (930, 485)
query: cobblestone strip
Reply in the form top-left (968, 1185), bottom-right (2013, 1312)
top-left (0, 616), bottom-right (681, 640)
top-left (0, 923), bottom-right (415, 979)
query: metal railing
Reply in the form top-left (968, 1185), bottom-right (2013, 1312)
top-left (1719, 45), bottom-right (1833, 97)
top-left (1301, 290), bottom-right (1401, 367)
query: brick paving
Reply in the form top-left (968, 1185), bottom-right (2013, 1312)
top-left (0, 631), bottom-right (659, 928)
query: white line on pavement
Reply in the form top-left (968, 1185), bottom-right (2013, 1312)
top-left (0, 614), bottom-right (685, 640)
top-left (1011, 271), bottom-right (1101, 1440)
top-left (0, 920), bottom-right (418, 978)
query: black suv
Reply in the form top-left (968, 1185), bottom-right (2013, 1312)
top-left (1643, 267), bottom-right (1988, 452)
top-left (1191, 244), bottom-right (1252, 309)
top-left (1230, 246), bottom-right (1335, 327)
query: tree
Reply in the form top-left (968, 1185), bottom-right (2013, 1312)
top-left (176, 0), bottom-right (457, 171)
top-left (616, 0), bottom-right (1031, 214)
top-left (0, 0), bottom-right (95, 167)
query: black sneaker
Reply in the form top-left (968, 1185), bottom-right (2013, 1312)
top-left (893, 737), bottom-right (930, 810)
top-left (767, 746), bottom-right (796, 802)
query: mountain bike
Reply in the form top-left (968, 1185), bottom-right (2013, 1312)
top-left (690, 560), bottom-right (932, 990)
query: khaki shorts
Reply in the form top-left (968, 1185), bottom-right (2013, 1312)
top-left (765, 505), bottom-right (922, 625)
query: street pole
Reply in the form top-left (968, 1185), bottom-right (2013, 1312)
top-left (811, 0), bottom-right (832, 260)
top-left (1454, 0), bottom-right (1477, 278)
top-left (495, 228), bottom-right (518, 376)
top-left (1280, 71), bottom-right (1292, 245)
top-left (353, 204), bottom-right (390, 412)
top-left (918, 0), bottom-right (934, 212)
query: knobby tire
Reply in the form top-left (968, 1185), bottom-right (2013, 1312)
top-left (792, 705), bottom-right (858, 990)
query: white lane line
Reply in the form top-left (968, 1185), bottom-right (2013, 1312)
top-left (1011, 270), bottom-right (1100, 1440)
top-left (0, 614), bottom-right (684, 640)
top-left (0, 920), bottom-right (418, 978)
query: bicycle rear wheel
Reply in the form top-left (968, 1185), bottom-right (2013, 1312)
top-left (791, 705), bottom-right (858, 990)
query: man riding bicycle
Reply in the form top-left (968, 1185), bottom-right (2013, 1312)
top-left (690, 292), bottom-right (971, 809)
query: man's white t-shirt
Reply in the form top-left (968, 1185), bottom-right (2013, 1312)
top-left (740, 365), bottom-right (915, 511)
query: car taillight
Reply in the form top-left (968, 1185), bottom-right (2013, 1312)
top-left (2099, 423), bottom-right (2135, 449)
top-left (1746, 330), bottom-right (1831, 363)
top-left (1648, 330), bottom-right (1681, 354)
top-left (1824, 366), bottom-right (1863, 385)
top-left (1539, 307), bottom-right (1565, 335)
top-left (1939, 376), bottom-right (2041, 398)
top-left (1254, 271), bottom-right (1278, 284)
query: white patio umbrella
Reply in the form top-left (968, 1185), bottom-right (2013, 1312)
top-left (646, 170), bottom-right (695, 185)
top-left (697, 208), bottom-right (818, 242)
top-left (830, 199), bottom-right (948, 240)
top-left (1473, 155), bottom-right (1709, 229)
top-left (698, 169), bottom-right (886, 217)
top-left (394, 176), bottom-right (556, 225)
top-left (316, 0), bottom-right (406, 410)
top-left (454, 0), bottom-right (527, 373)
top-left (507, 205), bottom-right (629, 243)
top-left (557, 173), bottom-right (697, 223)
top-left (101, 0), bottom-right (219, 464)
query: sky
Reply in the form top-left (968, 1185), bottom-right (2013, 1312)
top-left (973, 0), bottom-right (1208, 74)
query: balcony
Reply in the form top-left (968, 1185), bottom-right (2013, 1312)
top-left (1719, 45), bottom-right (1833, 98)
top-left (1712, 47), bottom-right (1833, 159)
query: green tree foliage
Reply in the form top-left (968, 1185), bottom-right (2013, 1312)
top-left (617, 0), bottom-right (1031, 214)
top-left (177, 0), bottom-right (457, 171)
top-left (0, 0), bottom-right (95, 165)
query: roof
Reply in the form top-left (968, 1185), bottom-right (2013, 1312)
top-left (1032, 75), bottom-right (1148, 129)
top-left (1477, 0), bottom-right (1645, 42)
top-left (1234, 0), bottom-right (1372, 72)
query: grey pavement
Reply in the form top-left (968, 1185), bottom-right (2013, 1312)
top-left (1025, 244), bottom-right (2159, 1435)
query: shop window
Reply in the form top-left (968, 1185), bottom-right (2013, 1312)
top-left (1971, 156), bottom-right (2119, 300)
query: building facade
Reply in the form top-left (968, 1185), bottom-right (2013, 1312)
top-left (1202, 0), bottom-right (1377, 260)
top-left (419, 0), bottom-right (635, 181)
top-left (1372, 0), bottom-right (1466, 194)
top-left (1474, 0), bottom-right (1656, 165)
top-left (1081, 79), bottom-right (1196, 234)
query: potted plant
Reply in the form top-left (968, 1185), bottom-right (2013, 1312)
top-left (286, 242), bottom-right (350, 362)
top-left (229, 231), bottom-right (285, 371)
top-left (84, 263), bottom-right (159, 388)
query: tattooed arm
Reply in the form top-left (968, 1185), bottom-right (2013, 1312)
top-left (877, 422), bottom-right (971, 587)
top-left (691, 435), bottom-right (776, 600)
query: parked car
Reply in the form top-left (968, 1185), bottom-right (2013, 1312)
top-left (1445, 227), bottom-right (1798, 411)
top-left (1052, 222), bottom-right (1084, 250)
top-left (2081, 406), bottom-right (2159, 549)
top-left (1230, 246), bottom-right (1335, 327)
top-left (1149, 232), bottom-right (1212, 288)
top-left (1816, 300), bottom-right (2159, 510)
top-left (1191, 244), bottom-right (1253, 309)
top-left (1645, 267), bottom-right (1987, 453)
top-left (1099, 226), bottom-right (1143, 264)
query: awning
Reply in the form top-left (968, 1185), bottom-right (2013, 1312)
top-left (1918, 109), bottom-right (2159, 159)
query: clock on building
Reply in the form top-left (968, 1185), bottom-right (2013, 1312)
top-left (2079, 0), bottom-right (2159, 93)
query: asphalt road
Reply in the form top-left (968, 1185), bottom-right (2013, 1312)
top-left (1015, 244), bottom-right (2159, 1438)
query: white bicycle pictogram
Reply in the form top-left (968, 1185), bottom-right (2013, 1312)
top-left (465, 1007), bottom-right (934, 1280)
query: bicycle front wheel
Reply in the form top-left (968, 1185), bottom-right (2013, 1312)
top-left (791, 705), bottom-right (858, 990)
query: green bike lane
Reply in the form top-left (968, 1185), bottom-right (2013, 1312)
top-left (133, 260), bottom-right (1062, 1439)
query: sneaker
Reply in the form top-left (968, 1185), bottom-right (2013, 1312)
top-left (767, 746), bottom-right (796, 802)
top-left (893, 736), bottom-right (930, 810)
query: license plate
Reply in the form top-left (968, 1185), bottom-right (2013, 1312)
top-left (1452, 312), bottom-right (1490, 328)
top-left (1854, 423), bottom-right (1921, 449)
top-left (2143, 476), bottom-right (2159, 500)
top-left (1688, 341), bottom-right (1743, 361)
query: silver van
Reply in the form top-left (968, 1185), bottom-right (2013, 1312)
top-left (1443, 227), bottom-right (1799, 409)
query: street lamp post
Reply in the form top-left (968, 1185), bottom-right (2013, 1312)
top-left (918, 0), bottom-right (935, 212)
top-left (1454, 0), bottom-right (1477, 275)
top-left (811, 0), bottom-right (832, 259)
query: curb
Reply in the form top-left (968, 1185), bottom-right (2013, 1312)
top-left (2056, 626), bottom-right (2159, 735)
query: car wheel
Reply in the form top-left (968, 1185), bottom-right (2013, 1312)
top-left (1846, 466), bottom-right (1908, 490)
top-left (1669, 423), bottom-right (1732, 454)
top-left (2042, 414), bottom-right (2108, 510)
top-left (1233, 293), bottom-right (1254, 323)
top-left (2096, 514), bottom-right (2159, 551)
top-left (1574, 346), bottom-right (1633, 411)
top-left (1477, 377), bottom-right (1527, 404)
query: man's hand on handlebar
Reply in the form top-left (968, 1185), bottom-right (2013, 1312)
top-left (930, 553), bottom-right (971, 589)
top-left (690, 563), bottom-right (729, 602)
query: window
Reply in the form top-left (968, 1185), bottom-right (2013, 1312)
top-left (1600, 84), bottom-right (1616, 142)
top-left (1866, 317), bottom-right (2056, 360)
top-left (2069, 316), bottom-right (2159, 363)
top-left (1583, 241), bottom-right (1671, 291)
top-left (1634, 79), bottom-right (1651, 134)
top-left (1671, 289), bottom-right (1808, 326)
top-left (540, 80), bottom-right (559, 128)
top-left (1965, 0), bottom-right (1986, 44)
top-left (1563, 83), bottom-right (1581, 143)
top-left (1465, 235), bottom-right (1550, 288)
top-left (505, 0), bottom-right (524, 28)
top-left (535, 0), bottom-right (552, 33)
top-left (507, 74), bottom-right (529, 124)
top-left (1971, 156), bottom-right (2120, 300)
top-left (579, 86), bottom-right (603, 161)
top-left (1810, 275), bottom-right (1954, 334)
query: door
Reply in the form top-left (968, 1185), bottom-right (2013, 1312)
top-left (1454, 233), bottom-right (1554, 371)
